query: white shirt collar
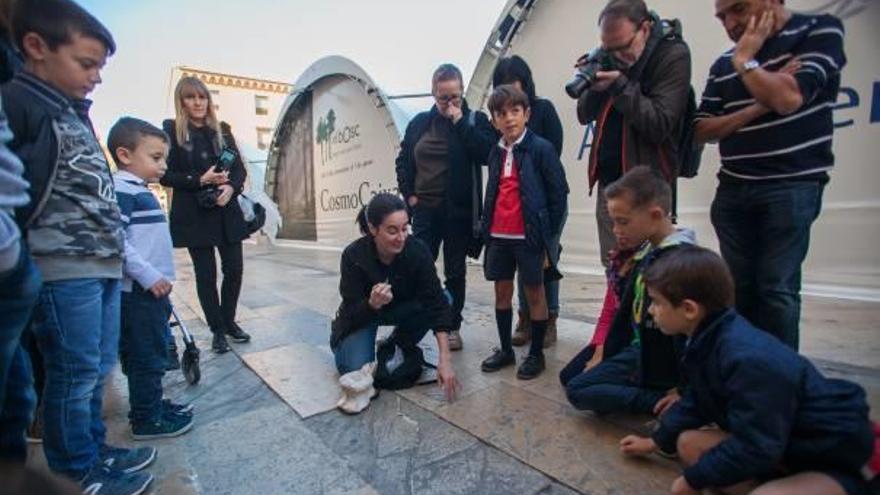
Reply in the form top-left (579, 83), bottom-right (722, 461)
top-left (496, 128), bottom-right (528, 151)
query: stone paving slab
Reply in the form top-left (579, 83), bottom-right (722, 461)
top-left (305, 391), bottom-right (580, 495)
top-left (435, 382), bottom-right (678, 495)
top-left (241, 343), bottom-right (341, 419)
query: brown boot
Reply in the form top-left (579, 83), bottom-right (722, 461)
top-left (511, 309), bottom-right (531, 346)
top-left (543, 314), bottom-right (558, 348)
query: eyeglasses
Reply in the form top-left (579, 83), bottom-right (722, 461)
top-left (604, 20), bottom-right (647, 54)
top-left (434, 93), bottom-right (462, 104)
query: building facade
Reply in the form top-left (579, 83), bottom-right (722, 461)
top-left (167, 66), bottom-right (293, 153)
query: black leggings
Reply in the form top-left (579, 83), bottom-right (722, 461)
top-left (187, 242), bottom-right (243, 334)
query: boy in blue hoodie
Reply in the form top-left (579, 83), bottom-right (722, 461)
top-left (621, 246), bottom-right (876, 495)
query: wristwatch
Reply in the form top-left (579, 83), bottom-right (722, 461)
top-left (741, 59), bottom-right (761, 73)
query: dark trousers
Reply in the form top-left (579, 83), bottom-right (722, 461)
top-left (187, 242), bottom-right (243, 334)
top-left (711, 179), bottom-right (825, 350)
top-left (411, 204), bottom-right (468, 331)
top-left (120, 286), bottom-right (171, 424)
top-left (558, 343), bottom-right (597, 388)
top-left (563, 345), bottom-right (665, 415)
top-left (0, 243), bottom-right (40, 462)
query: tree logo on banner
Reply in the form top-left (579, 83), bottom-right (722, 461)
top-left (316, 109), bottom-right (337, 165)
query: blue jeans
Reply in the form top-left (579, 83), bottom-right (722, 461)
top-left (32, 278), bottom-right (121, 478)
top-left (332, 300), bottom-right (438, 375)
top-left (711, 179), bottom-right (825, 349)
top-left (563, 345), bottom-right (666, 415)
top-left (412, 204), bottom-right (469, 331)
top-left (120, 286), bottom-right (171, 424)
top-left (0, 243), bottom-right (41, 461)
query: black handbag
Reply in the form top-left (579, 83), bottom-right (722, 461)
top-left (466, 111), bottom-right (485, 260)
top-left (238, 194), bottom-right (266, 235)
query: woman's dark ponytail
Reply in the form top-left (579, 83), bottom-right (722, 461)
top-left (356, 193), bottom-right (407, 235)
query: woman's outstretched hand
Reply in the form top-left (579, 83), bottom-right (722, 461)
top-left (437, 358), bottom-right (459, 402)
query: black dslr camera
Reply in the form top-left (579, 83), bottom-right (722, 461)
top-left (196, 147), bottom-right (238, 209)
top-left (564, 47), bottom-right (619, 99)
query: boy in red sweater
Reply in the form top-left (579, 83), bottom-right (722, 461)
top-left (479, 85), bottom-right (568, 379)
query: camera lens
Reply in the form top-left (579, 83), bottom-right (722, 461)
top-left (565, 73), bottom-right (590, 99)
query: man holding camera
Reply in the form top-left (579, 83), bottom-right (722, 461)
top-left (574, 0), bottom-right (691, 266)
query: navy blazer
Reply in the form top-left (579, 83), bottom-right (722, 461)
top-left (482, 130), bottom-right (569, 267)
top-left (653, 309), bottom-right (873, 490)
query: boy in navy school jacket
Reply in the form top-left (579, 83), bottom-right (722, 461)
top-left (478, 84), bottom-right (569, 380)
top-left (620, 245), bottom-right (876, 495)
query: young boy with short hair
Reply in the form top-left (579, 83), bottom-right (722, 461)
top-left (562, 166), bottom-right (695, 415)
top-left (479, 84), bottom-right (568, 380)
top-left (621, 245), bottom-right (876, 495)
top-left (109, 117), bottom-right (194, 441)
top-left (2, 1), bottom-right (154, 493)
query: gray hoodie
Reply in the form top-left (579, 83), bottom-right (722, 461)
top-left (0, 97), bottom-right (28, 274)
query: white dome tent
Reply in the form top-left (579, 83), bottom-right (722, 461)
top-left (265, 56), bottom-right (430, 247)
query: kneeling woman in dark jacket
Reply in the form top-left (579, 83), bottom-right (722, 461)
top-left (331, 193), bottom-right (457, 400)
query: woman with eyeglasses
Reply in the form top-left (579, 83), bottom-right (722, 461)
top-left (394, 63), bottom-right (495, 352)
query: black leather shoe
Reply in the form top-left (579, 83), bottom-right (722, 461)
top-left (212, 334), bottom-right (230, 354)
top-left (480, 348), bottom-right (515, 372)
top-left (516, 354), bottom-right (545, 380)
top-left (225, 322), bottom-right (251, 343)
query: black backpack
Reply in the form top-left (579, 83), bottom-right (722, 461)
top-left (373, 338), bottom-right (428, 390)
top-left (658, 18), bottom-right (704, 179)
top-left (677, 85), bottom-right (704, 179)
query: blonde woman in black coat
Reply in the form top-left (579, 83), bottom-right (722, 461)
top-left (160, 76), bottom-right (251, 353)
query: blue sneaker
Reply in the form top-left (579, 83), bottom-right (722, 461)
top-left (100, 445), bottom-right (157, 474)
top-left (132, 410), bottom-right (194, 441)
top-left (162, 398), bottom-right (194, 415)
top-left (80, 464), bottom-right (153, 495)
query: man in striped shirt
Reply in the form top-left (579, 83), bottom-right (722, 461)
top-left (695, 0), bottom-right (846, 349)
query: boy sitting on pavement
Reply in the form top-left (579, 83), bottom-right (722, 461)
top-left (562, 166), bottom-right (694, 415)
top-left (109, 117), bottom-right (194, 441)
top-left (621, 245), bottom-right (877, 495)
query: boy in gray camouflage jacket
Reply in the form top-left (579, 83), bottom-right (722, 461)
top-left (1, 1), bottom-right (155, 493)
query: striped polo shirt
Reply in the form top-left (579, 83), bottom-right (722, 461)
top-left (115, 170), bottom-right (175, 292)
top-left (696, 13), bottom-right (846, 181)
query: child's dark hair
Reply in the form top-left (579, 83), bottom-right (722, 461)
top-left (487, 84), bottom-right (530, 115)
top-left (107, 117), bottom-right (168, 167)
top-left (492, 55), bottom-right (537, 102)
top-left (643, 245), bottom-right (734, 314)
top-left (12, 0), bottom-right (115, 55)
top-left (355, 193), bottom-right (407, 236)
top-left (604, 166), bottom-right (672, 213)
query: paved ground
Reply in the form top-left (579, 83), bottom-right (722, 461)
top-left (27, 240), bottom-right (880, 494)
